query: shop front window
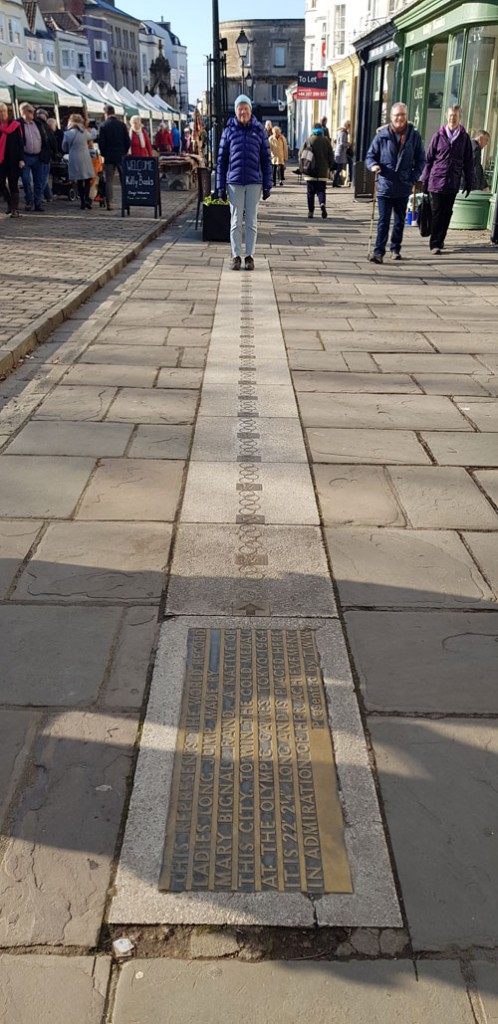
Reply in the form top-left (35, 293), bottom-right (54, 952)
top-left (425, 40), bottom-right (448, 145)
top-left (380, 58), bottom-right (394, 126)
top-left (408, 46), bottom-right (428, 133)
top-left (369, 63), bottom-right (382, 140)
top-left (459, 25), bottom-right (498, 185)
top-left (446, 31), bottom-right (464, 107)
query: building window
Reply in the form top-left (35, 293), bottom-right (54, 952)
top-left (94, 39), bottom-right (108, 61)
top-left (273, 44), bottom-right (286, 68)
top-left (333, 5), bottom-right (346, 57)
top-left (61, 49), bottom-right (76, 68)
top-left (27, 39), bottom-right (38, 62)
top-left (310, 43), bottom-right (315, 68)
top-left (45, 44), bottom-right (55, 65)
top-left (7, 17), bottom-right (21, 46)
top-left (142, 52), bottom-right (147, 74)
top-left (115, 27), bottom-right (121, 47)
top-left (447, 31), bottom-right (464, 107)
top-left (129, 32), bottom-right (135, 51)
top-left (0, 15), bottom-right (5, 41)
top-left (123, 29), bottom-right (129, 49)
top-left (337, 80), bottom-right (346, 125)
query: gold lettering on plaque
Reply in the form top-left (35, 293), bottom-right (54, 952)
top-left (160, 629), bottom-right (352, 894)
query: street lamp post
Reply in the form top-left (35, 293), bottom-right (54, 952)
top-left (235, 28), bottom-right (249, 92)
top-left (245, 71), bottom-right (253, 100)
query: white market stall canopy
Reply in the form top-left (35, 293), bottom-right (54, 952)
top-left (133, 89), bottom-right (175, 120)
top-left (117, 86), bottom-right (152, 120)
top-left (88, 79), bottom-right (124, 116)
top-left (100, 81), bottom-right (138, 118)
top-left (64, 73), bottom-right (108, 114)
top-left (0, 63), bottom-right (58, 105)
top-left (3, 56), bottom-right (83, 106)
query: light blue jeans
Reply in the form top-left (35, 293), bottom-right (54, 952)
top-left (227, 183), bottom-right (262, 258)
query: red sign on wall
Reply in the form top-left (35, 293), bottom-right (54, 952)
top-left (296, 70), bottom-right (328, 100)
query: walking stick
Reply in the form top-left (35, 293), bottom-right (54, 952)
top-left (367, 174), bottom-right (378, 259)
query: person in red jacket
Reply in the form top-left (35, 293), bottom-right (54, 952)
top-left (129, 116), bottom-right (153, 157)
top-left (154, 122), bottom-right (172, 154)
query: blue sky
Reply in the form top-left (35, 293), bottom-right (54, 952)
top-left (125, 0), bottom-right (305, 103)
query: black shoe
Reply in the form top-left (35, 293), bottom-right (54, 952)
top-left (245, 255), bottom-right (255, 271)
top-left (33, 206), bottom-right (44, 212)
top-left (321, 204), bottom-right (327, 219)
top-left (308, 211), bottom-right (314, 218)
top-left (369, 253), bottom-right (383, 264)
top-left (85, 199), bottom-right (92, 209)
top-left (390, 251), bottom-right (402, 260)
top-left (431, 248), bottom-right (441, 255)
top-left (25, 203), bottom-right (33, 211)
top-left (231, 256), bottom-right (242, 271)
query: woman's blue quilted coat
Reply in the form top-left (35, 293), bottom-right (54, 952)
top-left (217, 115), bottom-right (272, 191)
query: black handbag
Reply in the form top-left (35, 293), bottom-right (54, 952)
top-left (202, 202), bottom-right (231, 242)
top-left (418, 194), bottom-right (432, 237)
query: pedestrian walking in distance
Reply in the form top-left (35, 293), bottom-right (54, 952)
top-left (366, 102), bottom-right (425, 263)
top-left (332, 120), bottom-right (350, 187)
top-left (216, 94), bottom-right (272, 272)
top-left (269, 125), bottom-right (288, 187)
top-left (98, 105), bottom-right (130, 211)
top-left (300, 122), bottom-right (335, 220)
top-left (0, 102), bottom-right (24, 217)
top-left (129, 116), bottom-right (153, 157)
top-left (62, 113), bottom-right (95, 210)
top-left (421, 105), bottom-right (474, 255)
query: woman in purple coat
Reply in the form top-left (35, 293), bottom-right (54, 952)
top-left (421, 105), bottom-right (474, 254)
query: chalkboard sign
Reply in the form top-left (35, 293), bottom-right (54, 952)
top-left (121, 156), bottom-right (162, 218)
top-left (354, 161), bottom-right (376, 201)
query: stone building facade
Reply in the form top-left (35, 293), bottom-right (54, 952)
top-left (219, 18), bottom-right (304, 132)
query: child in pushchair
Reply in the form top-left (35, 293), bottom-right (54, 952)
top-left (50, 158), bottom-right (77, 201)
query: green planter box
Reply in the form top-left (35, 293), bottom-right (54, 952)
top-left (450, 191), bottom-right (491, 230)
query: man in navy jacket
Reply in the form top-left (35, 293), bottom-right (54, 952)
top-left (217, 95), bottom-right (272, 271)
top-left (366, 102), bottom-right (425, 263)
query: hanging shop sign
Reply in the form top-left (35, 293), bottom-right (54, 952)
top-left (296, 71), bottom-right (328, 100)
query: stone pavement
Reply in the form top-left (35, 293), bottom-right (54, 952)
top-left (1, 180), bottom-right (498, 1021)
top-left (0, 186), bottom-right (194, 376)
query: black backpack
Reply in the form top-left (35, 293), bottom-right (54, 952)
top-left (299, 141), bottom-right (316, 176)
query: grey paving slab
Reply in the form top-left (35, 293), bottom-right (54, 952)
top-left (422, 431), bottom-right (498, 466)
top-left (33, 385), bottom-right (117, 421)
top-left (13, 521), bottom-right (172, 603)
top-left (319, 331), bottom-right (432, 352)
top-left (345, 610), bottom-right (498, 713)
top-left (156, 367), bottom-right (203, 388)
top-left (288, 352), bottom-right (347, 370)
top-left (463, 532), bottom-right (498, 597)
top-left (454, 398), bottom-right (498, 430)
top-left (370, 718), bottom-right (498, 950)
top-left (313, 465), bottom-right (404, 526)
top-left (0, 606), bottom-right (121, 705)
top-left (128, 424), bottom-right (192, 459)
top-left (111, 614), bottom-right (400, 928)
top-left (413, 374), bottom-right (490, 396)
top-left (283, 325), bottom-right (345, 344)
top-left (5, 420), bottom-right (133, 457)
top-left (0, 955), bottom-right (111, 1024)
top-left (424, 333), bottom-right (498, 353)
top-left (166, 328), bottom-right (211, 347)
top-left (199, 383), bottom-right (298, 418)
top-left (0, 520), bottom-right (42, 597)
top-left (191, 417), bottom-right (307, 463)
top-left (293, 371), bottom-right (419, 393)
top-left (0, 710), bottom-right (137, 946)
top-left (473, 962), bottom-right (498, 1022)
top-left (324, 528), bottom-right (493, 607)
top-left (76, 459), bottom-right (185, 521)
top-left (111, 959), bottom-right (474, 1024)
top-left (104, 607), bottom-right (157, 708)
top-left (93, 325), bottom-right (167, 345)
top-left (307, 427), bottom-right (430, 464)
top-left (477, 355), bottom-right (498, 372)
top-left (0, 710), bottom-right (40, 826)
top-left (299, 394), bottom-right (469, 430)
top-left (166, 525), bottom-right (336, 617)
top-left (389, 466), bottom-right (498, 529)
top-left (182, 462), bottom-right (319, 525)
top-left (203, 359), bottom-right (291, 386)
top-left (62, 363), bottom-right (157, 387)
top-left (112, 302), bottom-right (196, 328)
top-left (475, 470), bottom-right (498, 511)
top-left (372, 354), bottom-right (482, 374)
top-left (106, 388), bottom-right (197, 424)
top-left (342, 352), bottom-right (379, 372)
top-left (474, 375), bottom-right (498, 397)
top-left (80, 345), bottom-right (181, 366)
top-left (180, 347), bottom-right (207, 367)
top-left (348, 318), bottom-right (461, 333)
top-left (0, 455), bottom-right (94, 517)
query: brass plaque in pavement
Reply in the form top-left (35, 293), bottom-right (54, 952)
top-left (159, 628), bottom-right (353, 895)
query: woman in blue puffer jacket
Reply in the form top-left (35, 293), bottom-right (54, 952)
top-left (217, 94), bottom-right (272, 270)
